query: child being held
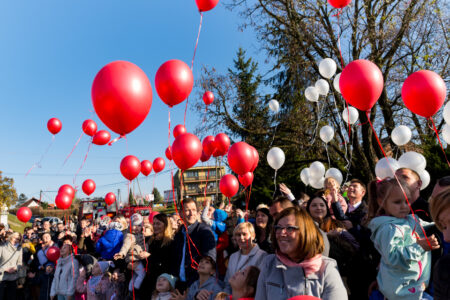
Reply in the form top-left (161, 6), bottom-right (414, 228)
top-left (151, 273), bottom-right (177, 300)
top-left (113, 213), bottom-right (146, 292)
top-left (76, 261), bottom-right (113, 300)
top-left (367, 178), bottom-right (440, 300)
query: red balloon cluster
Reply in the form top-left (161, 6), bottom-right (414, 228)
top-left (153, 157), bottom-right (166, 173)
top-left (339, 59), bottom-right (384, 111)
top-left (17, 207), bottom-right (32, 223)
top-left (105, 192), bottom-right (116, 206)
top-left (195, 0), bottom-right (220, 12)
top-left (82, 179), bottom-right (96, 196)
top-left (327, 0), bottom-right (351, 9)
top-left (47, 118), bottom-right (62, 135)
top-left (172, 133), bottom-right (202, 170)
top-left (55, 184), bottom-right (74, 210)
top-left (120, 155), bottom-right (141, 181)
top-left (228, 142), bottom-right (255, 175)
top-left (202, 136), bottom-right (216, 157)
top-left (92, 130), bottom-right (111, 145)
top-left (173, 124), bottom-right (187, 138)
top-left (141, 160), bottom-right (153, 176)
top-left (220, 174), bottom-right (239, 198)
top-left (202, 91), bottom-right (214, 105)
top-left (46, 246), bottom-right (60, 262)
top-left (92, 61), bottom-right (153, 135)
top-left (402, 70), bottom-right (446, 118)
top-left (165, 146), bottom-right (173, 161)
top-left (82, 119), bottom-right (97, 136)
top-left (155, 60), bottom-right (194, 107)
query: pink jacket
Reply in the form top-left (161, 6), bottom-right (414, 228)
top-left (76, 274), bottom-right (112, 300)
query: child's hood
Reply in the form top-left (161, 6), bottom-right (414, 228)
top-left (213, 209), bottom-right (228, 222)
top-left (368, 215), bottom-right (415, 232)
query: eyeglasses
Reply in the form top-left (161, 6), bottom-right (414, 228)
top-left (274, 225), bottom-right (299, 234)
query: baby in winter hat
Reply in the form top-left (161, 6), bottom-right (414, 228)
top-left (152, 273), bottom-right (177, 300)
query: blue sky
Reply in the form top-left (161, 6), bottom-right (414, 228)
top-left (0, 0), bottom-right (265, 204)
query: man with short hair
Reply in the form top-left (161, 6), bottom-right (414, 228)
top-left (172, 199), bottom-right (216, 290)
top-left (332, 179), bottom-right (368, 229)
top-left (395, 167), bottom-right (431, 221)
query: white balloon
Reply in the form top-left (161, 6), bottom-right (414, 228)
top-left (398, 151), bottom-right (426, 173)
top-left (342, 107), bottom-right (359, 125)
top-left (267, 147), bottom-right (285, 170)
top-left (325, 168), bottom-right (343, 185)
top-left (309, 161), bottom-right (326, 179)
top-left (319, 58), bottom-right (337, 79)
top-left (391, 125), bottom-right (412, 146)
top-left (333, 73), bottom-right (341, 93)
top-left (310, 177), bottom-right (325, 189)
top-left (443, 102), bottom-right (450, 124)
top-left (442, 123), bottom-right (450, 144)
top-left (305, 86), bottom-right (319, 102)
top-left (300, 168), bottom-right (311, 186)
top-left (319, 125), bottom-right (334, 143)
top-left (419, 170), bottom-right (430, 190)
top-left (315, 79), bottom-right (329, 96)
top-left (268, 99), bottom-right (280, 113)
top-left (375, 157), bottom-right (400, 179)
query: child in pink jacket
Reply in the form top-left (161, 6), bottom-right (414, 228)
top-left (76, 261), bottom-right (113, 300)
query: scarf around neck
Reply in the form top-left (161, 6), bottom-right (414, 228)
top-left (276, 251), bottom-right (323, 276)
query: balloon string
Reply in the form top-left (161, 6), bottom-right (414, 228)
top-left (245, 185), bottom-right (252, 222)
top-left (168, 109), bottom-right (172, 147)
top-left (62, 132), bottom-right (84, 166)
top-left (331, 91), bottom-right (351, 173)
top-left (310, 102), bottom-right (325, 144)
top-left (269, 113), bottom-right (279, 147)
top-left (203, 168), bottom-right (210, 206)
top-left (429, 117), bottom-right (450, 167)
top-left (365, 111), bottom-right (432, 248)
top-left (73, 142), bottom-right (92, 186)
top-left (184, 12), bottom-right (203, 126)
top-left (108, 135), bottom-right (125, 146)
top-left (272, 169), bottom-right (278, 198)
top-left (152, 173), bottom-right (156, 194)
top-left (25, 135), bottom-right (56, 177)
top-left (325, 143), bottom-right (331, 167)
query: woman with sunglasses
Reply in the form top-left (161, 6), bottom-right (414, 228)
top-left (255, 207), bottom-right (347, 299)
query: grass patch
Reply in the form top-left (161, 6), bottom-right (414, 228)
top-left (8, 213), bottom-right (31, 233)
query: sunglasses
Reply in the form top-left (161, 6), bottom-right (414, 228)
top-left (274, 225), bottom-right (299, 234)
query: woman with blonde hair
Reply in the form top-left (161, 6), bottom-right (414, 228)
top-left (255, 207), bottom-right (347, 299)
top-left (140, 213), bottom-right (175, 294)
top-left (223, 222), bottom-right (267, 294)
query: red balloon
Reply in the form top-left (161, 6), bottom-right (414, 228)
top-left (228, 142), bottom-right (254, 175)
top-left (47, 118), bottom-right (62, 135)
top-left (250, 146), bottom-right (259, 172)
top-left (401, 70), bottom-right (446, 118)
top-left (327, 0), bottom-right (351, 8)
top-left (339, 60), bottom-right (384, 111)
top-left (46, 246), bottom-right (60, 262)
top-left (202, 91), bottom-right (214, 105)
top-left (173, 124), bottom-right (187, 138)
top-left (148, 211), bottom-right (159, 224)
top-left (220, 174), bottom-right (239, 198)
top-left (58, 184), bottom-right (75, 199)
top-left (195, 0), bottom-right (219, 12)
top-left (200, 151), bottom-right (211, 162)
top-left (214, 133), bottom-right (230, 156)
top-left (92, 61), bottom-right (153, 135)
top-left (141, 160), bottom-right (153, 176)
top-left (82, 119), bottom-right (98, 136)
top-left (92, 130), bottom-right (111, 145)
top-left (238, 172), bottom-right (254, 188)
top-left (172, 133), bottom-right (202, 170)
top-left (120, 155), bottom-right (141, 181)
top-left (165, 146), bottom-right (173, 161)
top-left (55, 193), bottom-right (72, 210)
top-left (155, 60), bottom-right (194, 107)
top-left (202, 136), bottom-right (216, 156)
top-left (153, 157), bottom-right (165, 173)
top-left (82, 179), bottom-right (96, 196)
top-left (17, 207), bottom-right (32, 223)
top-left (105, 192), bottom-right (116, 205)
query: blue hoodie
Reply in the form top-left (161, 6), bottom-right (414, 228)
top-left (95, 229), bottom-right (124, 260)
top-left (210, 209), bottom-right (227, 241)
top-left (368, 215), bottom-right (432, 300)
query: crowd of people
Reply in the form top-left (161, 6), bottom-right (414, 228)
top-left (0, 168), bottom-right (449, 300)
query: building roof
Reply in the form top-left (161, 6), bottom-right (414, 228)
top-left (19, 197), bottom-right (40, 208)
